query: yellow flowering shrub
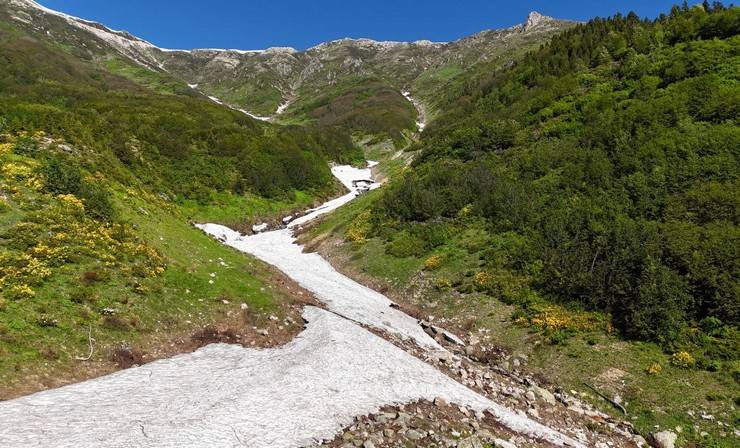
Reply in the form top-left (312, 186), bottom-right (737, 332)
top-left (473, 269), bottom-right (532, 303)
top-left (520, 304), bottom-right (612, 333)
top-left (345, 210), bottom-right (371, 244)
top-left (424, 254), bottom-right (444, 270)
top-left (4, 284), bottom-right (35, 301)
top-left (57, 193), bottom-right (85, 211)
top-left (646, 362), bottom-right (662, 375)
top-left (474, 271), bottom-right (492, 288)
top-left (435, 277), bottom-right (452, 290)
top-left (671, 351), bottom-right (695, 368)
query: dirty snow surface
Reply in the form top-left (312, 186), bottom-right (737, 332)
top-left (0, 163), bottom-right (580, 448)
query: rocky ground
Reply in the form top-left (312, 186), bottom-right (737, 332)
top-left (315, 319), bottom-right (648, 448)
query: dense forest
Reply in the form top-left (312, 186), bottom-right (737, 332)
top-left (367, 4), bottom-right (739, 358)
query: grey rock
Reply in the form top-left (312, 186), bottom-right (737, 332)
top-left (532, 386), bottom-right (557, 405)
top-left (458, 436), bottom-right (484, 448)
top-left (405, 429), bottom-right (424, 440)
top-left (494, 438), bottom-right (517, 448)
top-left (434, 397), bottom-right (448, 407)
top-left (649, 430), bottom-right (677, 448)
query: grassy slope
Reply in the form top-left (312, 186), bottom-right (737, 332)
top-left (284, 78), bottom-right (417, 143)
top-left (304, 47), bottom-right (740, 440)
top-left (0, 134), bottom-right (313, 401)
top-left (303, 186), bottom-right (738, 447)
top-left (0, 17), bottom-right (352, 397)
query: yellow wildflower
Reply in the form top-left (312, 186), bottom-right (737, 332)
top-left (671, 351), bottom-right (695, 368)
top-left (424, 254), bottom-right (444, 270)
top-left (646, 363), bottom-right (662, 375)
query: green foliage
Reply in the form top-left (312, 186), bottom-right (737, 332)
top-left (40, 155), bottom-right (114, 221)
top-left (371, 6), bottom-right (740, 349)
top-left (289, 78), bottom-right (417, 142)
top-left (0, 20), bottom-right (361, 207)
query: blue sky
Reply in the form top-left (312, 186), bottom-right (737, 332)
top-left (38, 1), bottom-right (683, 50)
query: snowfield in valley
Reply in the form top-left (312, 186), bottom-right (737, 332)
top-left (0, 307), bottom-right (578, 447)
top-left (0, 163), bottom-right (582, 448)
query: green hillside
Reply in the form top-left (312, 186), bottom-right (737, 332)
top-left (0, 17), bottom-right (360, 397)
top-left (305, 5), bottom-right (740, 445)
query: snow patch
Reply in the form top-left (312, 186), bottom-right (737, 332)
top-left (0, 163), bottom-right (582, 448)
top-left (0, 307), bottom-right (579, 447)
top-left (402, 90), bottom-right (427, 132)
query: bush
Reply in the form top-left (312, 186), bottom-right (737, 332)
top-left (646, 362), bottom-right (663, 375)
top-left (12, 136), bottom-right (38, 156)
top-left (345, 211), bottom-right (371, 244)
top-left (671, 351), bottom-right (696, 368)
top-left (4, 284), bottom-right (35, 301)
top-left (78, 181), bottom-right (115, 221)
top-left (385, 231), bottom-right (426, 258)
top-left (40, 157), bottom-right (114, 221)
top-left (424, 254), bottom-right (444, 270)
top-left (41, 156), bottom-right (81, 195)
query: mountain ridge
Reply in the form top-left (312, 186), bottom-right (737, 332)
top-left (11, 0), bottom-right (559, 54)
top-left (5, 0), bottom-right (573, 126)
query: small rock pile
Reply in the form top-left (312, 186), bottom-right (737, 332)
top-left (317, 400), bottom-right (528, 448)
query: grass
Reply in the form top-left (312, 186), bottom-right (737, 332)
top-left (203, 78), bottom-right (284, 116)
top-left (103, 58), bottom-right (185, 95)
top-left (178, 189), bottom-right (316, 226)
top-left (0, 140), bottom-right (304, 398)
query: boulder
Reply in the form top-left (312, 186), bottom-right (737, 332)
top-left (532, 386), bottom-right (557, 405)
top-left (649, 430), bottom-right (677, 448)
top-left (252, 223), bottom-right (268, 233)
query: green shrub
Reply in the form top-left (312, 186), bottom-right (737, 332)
top-left (385, 231), bottom-right (426, 258)
top-left (78, 181), bottom-right (115, 221)
top-left (12, 136), bottom-right (37, 156)
top-left (41, 156), bottom-right (81, 195)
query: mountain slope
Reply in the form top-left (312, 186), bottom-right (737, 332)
top-left (0, 5), bottom-right (365, 397)
top-left (300, 5), bottom-right (740, 446)
top-left (4, 1), bottom-right (575, 138)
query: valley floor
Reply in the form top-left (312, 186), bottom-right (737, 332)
top-left (0, 164), bottom-right (640, 448)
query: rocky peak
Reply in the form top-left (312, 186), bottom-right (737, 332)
top-left (524, 11), bottom-right (553, 31)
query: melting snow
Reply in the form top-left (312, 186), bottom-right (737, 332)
top-left (402, 90), bottom-right (427, 132)
top-left (0, 308), bottom-right (579, 447)
top-left (0, 164), bottom-right (581, 447)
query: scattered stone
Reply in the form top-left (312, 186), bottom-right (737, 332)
top-left (649, 430), bottom-right (677, 448)
top-left (442, 330), bottom-right (465, 346)
top-left (525, 390), bottom-right (536, 402)
top-left (458, 436), bottom-right (484, 448)
top-left (433, 397), bottom-right (448, 407)
top-left (252, 223), bottom-right (268, 233)
top-left (532, 386), bottom-right (557, 405)
top-left (494, 438), bottom-right (517, 448)
top-left (404, 429), bottom-right (424, 440)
